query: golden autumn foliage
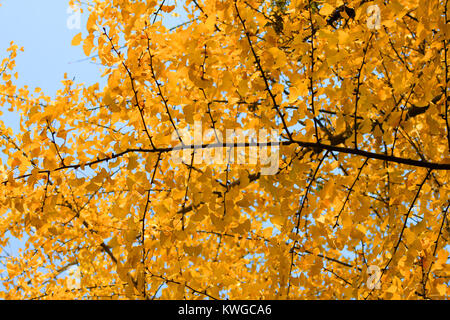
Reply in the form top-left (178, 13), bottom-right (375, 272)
top-left (0, 0), bottom-right (449, 299)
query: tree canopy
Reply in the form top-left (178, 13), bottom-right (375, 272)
top-left (0, 0), bottom-right (449, 299)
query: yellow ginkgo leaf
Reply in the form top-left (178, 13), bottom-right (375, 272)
top-left (71, 32), bottom-right (82, 46)
top-left (319, 3), bottom-right (335, 16)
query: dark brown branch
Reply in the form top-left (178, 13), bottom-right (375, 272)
top-left (365, 169), bottom-right (432, 299)
top-left (333, 157), bottom-right (369, 228)
top-left (444, 0), bottom-right (450, 152)
top-left (307, 0), bottom-right (320, 142)
top-left (421, 202), bottom-right (450, 297)
top-left (4, 140), bottom-right (450, 186)
top-left (103, 29), bottom-right (156, 149)
top-left (46, 120), bottom-right (65, 166)
top-left (287, 151), bottom-right (329, 298)
top-left (145, 31), bottom-right (184, 146)
top-left (234, 0), bottom-right (293, 141)
top-left (147, 269), bottom-right (219, 300)
top-left (180, 151), bottom-right (195, 230)
top-left (192, 0), bottom-right (221, 32)
top-left (141, 152), bottom-right (161, 298)
top-left (354, 33), bottom-right (374, 148)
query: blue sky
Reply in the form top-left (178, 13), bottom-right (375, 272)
top-left (0, 1), bottom-right (101, 93)
top-left (0, 0), bottom-right (104, 263)
top-left (0, 1), bottom-right (103, 131)
top-left (0, 0), bottom-right (184, 128)
top-left (0, 0), bottom-right (186, 295)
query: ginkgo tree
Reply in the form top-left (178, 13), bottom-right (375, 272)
top-left (0, 0), bottom-right (449, 300)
